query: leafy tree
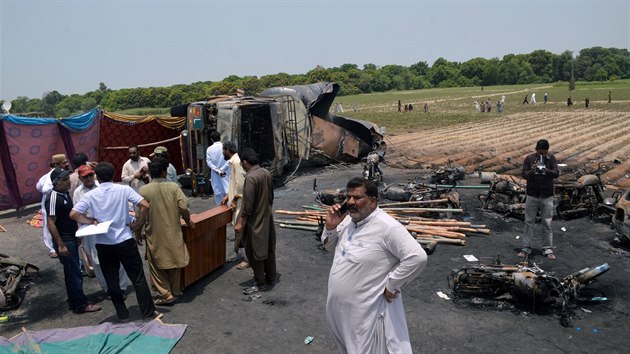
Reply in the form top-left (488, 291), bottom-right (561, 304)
top-left (42, 90), bottom-right (65, 116)
top-left (307, 66), bottom-right (332, 83)
top-left (339, 63), bottom-right (358, 72)
top-left (460, 57), bottom-right (488, 86)
top-left (80, 97), bottom-right (98, 112)
top-left (99, 82), bottom-right (108, 91)
top-left (409, 61), bottom-right (429, 76)
top-left (528, 50), bottom-right (555, 82)
top-left (241, 76), bottom-right (261, 95)
top-left (167, 87), bottom-right (187, 106)
top-left (363, 63), bottom-right (377, 71)
top-left (553, 51), bottom-right (574, 82)
top-left (9, 96), bottom-right (31, 113)
top-left (427, 58), bottom-right (459, 87)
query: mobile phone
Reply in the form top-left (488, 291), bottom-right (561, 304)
top-left (338, 200), bottom-right (349, 216)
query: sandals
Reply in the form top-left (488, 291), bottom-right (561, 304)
top-left (154, 296), bottom-right (176, 306)
top-left (236, 261), bottom-right (250, 270)
top-left (79, 304), bottom-right (102, 313)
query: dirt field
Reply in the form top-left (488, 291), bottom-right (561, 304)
top-left (2, 163), bottom-right (630, 353)
top-left (385, 111), bottom-right (630, 188)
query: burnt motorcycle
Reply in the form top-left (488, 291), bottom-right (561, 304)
top-left (555, 162), bottom-right (617, 220)
top-left (1, 254), bottom-right (39, 310)
top-left (383, 177), bottom-right (461, 209)
top-left (612, 188), bottom-right (630, 242)
top-left (477, 174), bottom-right (527, 218)
top-left (449, 256), bottom-right (610, 327)
top-left (429, 164), bottom-right (466, 185)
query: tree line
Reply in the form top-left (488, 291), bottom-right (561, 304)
top-left (3, 47), bottom-right (628, 117)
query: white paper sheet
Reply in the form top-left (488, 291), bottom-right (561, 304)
top-left (76, 220), bottom-right (113, 237)
top-left (463, 254), bottom-right (478, 262)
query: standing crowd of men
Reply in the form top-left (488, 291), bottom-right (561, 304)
top-left (37, 137), bottom-right (279, 322)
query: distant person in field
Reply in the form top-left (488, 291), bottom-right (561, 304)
top-left (497, 100), bottom-right (503, 113)
top-left (398, 100), bottom-right (402, 112)
top-left (424, 103), bottom-right (429, 113)
top-left (522, 95), bottom-right (529, 104)
top-left (567, 96), bottom-right (573, 107)
top-left (531, 93), bottom-right (537, 105)
top-left (404, 104), bottom-right (408, 112)
top-left (474, 101), bottom-right (480, 112)
top-left (486, 99), bottom-right (492, 113)
top-left (608, 91), bottom-right (612, 103)
top-left (544, 92), bottom-right (548, 104)
top-left (585, 97), bottom-right (590, 109)
top-left (500, 95), bottom-right (506, 104)
top-left (408, 103), bottom-right (413, 112)
top-left (480, 101), bottom-right (486, 112)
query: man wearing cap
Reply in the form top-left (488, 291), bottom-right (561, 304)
top-left (37, 154), bottom-right (70, 258)
top-left (71, 162), bottom-right (157, 322)
top-left (150, 146), bottom-right (178, 183)
top-left (46, 167), bottom-right (102, 314)
top-left (73, 165), bottom-right (128, 298)
top-left (520, 139), bottom-right (560, 260)
top-left (121, 144), bottom-right (151, 192)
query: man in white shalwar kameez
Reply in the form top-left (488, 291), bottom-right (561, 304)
top-left (205, 131), bottom-right (229, 205)
top-left (321, 177), bottom-right (427, 354)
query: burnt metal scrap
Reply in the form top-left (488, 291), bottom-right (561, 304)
top-left (385, 177), bottom-right (462, 210)
top-left (1, 254), bottom-right (39, 310)
top-left (449, 256), bottom-right (610, 327)
top-left (477, 172), bottom-right (527, 218)
top-left (613, 188), bottom-right (630, 241)
top-left (179, 82), bottom-right (385, 187)
top-left (555, 162), bottom-right (618, 220)
top-left (428, 164), bottom-right (466, 185)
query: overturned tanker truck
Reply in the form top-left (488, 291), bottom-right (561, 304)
top-left (175, 82), bottom-right (385, 187)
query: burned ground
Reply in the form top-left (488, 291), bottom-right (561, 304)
top-left (1, 163), bottom-right (630, 353)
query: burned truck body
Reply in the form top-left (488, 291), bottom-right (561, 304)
top-left (180, 82), bottom-right (384, 186)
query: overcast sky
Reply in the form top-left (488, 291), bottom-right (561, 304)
top-left (1, 0), bottom-right (628, 101)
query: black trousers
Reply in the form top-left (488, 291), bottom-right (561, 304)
top-left (96, 238), bottom-right (155, 320)
top-left (245, 237), bottom-right (276, 287)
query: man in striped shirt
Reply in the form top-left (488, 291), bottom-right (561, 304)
top-left (46, 167), bottom-right (101, 314)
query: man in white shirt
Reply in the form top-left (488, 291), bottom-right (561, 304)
top-left (71, 162), bottom-right (156, 322)
top-left (73, 164), bottom-right (128, 298)
top-left (205, 131), bottom-right (229, 205)
top-left (36, 153), bottom-right (70, 258)
top-left (121, 144), bottom-right (150, 192)
top-left (321, 177), bottom-right (427, 353)
top-left (220, 141), bottom-right (248, 269)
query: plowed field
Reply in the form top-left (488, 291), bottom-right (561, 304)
top-left (385, 111), bottom-right (630, 188)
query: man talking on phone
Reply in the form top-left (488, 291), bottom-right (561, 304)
top-left (321, 177), bottom-right (427, 353)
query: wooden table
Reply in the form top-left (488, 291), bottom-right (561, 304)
top-left (180, 205), bottom-right (232, 289)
